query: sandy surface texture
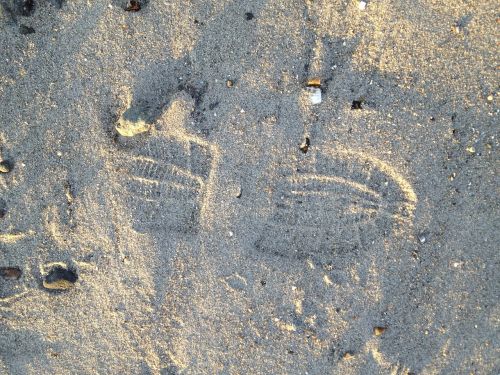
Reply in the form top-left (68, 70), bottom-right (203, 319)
top-left (0, 0), bottom-right (498, 374)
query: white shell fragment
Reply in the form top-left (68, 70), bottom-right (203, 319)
top-left (358, 1), bottom-right (367, 10)
top-left (308, 87), bottom-right (322, 105)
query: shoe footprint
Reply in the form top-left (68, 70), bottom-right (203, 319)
top-left (112, 129), bottom-right (217, 234)
top-left (255, 146), bottom-right (417, 265)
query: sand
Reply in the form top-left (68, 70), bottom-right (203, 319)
top-left (0, 0), bottom-right (498, 374)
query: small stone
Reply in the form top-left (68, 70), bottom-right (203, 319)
top-left (300, 137), bottom-right (310, 154)
top-left (342, 351), bottom-right (355, 360)
top-left (487, 95), bottom-right (494, 102)
top-left (306, 77), bottom-right (321, 87)
top-left (0, 267), bottom-right (22, 280)
top-left (307, 87), bottom-right (322, 105)
top-left (0, 160), bottom-right (12, 173)
top-left (358, 1), bottom-right (367, 10)
top-left (43, 265), bottom-right (78, 290)
top-left (116, 107), bottom-right (150, 137)
top-left (351, 100), bottom-right (363, 110)
top-left (373, 326), bottom-right (387, 336)
top-left (466, 146), bottom-right (476, 154)
top-left (245, 12), bottom-right (254, 20)
top-left (125, 0), bottom-right (141, 11)
top-left (418, 233), bottom-right (427, 244)
top-left (226, 79), bottom-right (234, 88)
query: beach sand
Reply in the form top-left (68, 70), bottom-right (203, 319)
top-left (0, 0), bottom-right (498, 374)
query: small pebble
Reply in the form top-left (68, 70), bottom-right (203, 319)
top-left (351, 100), bottom-right (363, 110)
top-left (300, 137), bottom-right (310, 154)
top-left (125, 0), bottom-right (141, 11)
top-left (342, 352), bottom-right (355, 360)
top-left (116, 107), bottom-right (150, 137)
top-left (358, 1), bottom-right (367, 10)
top-left (0, 267), bottom-right (22, 280)
top-left (0, 160), bottom-right (12, 173)
top-left (226, 79), bottom-right (234, 88)
top-left (245, 12), bottom-right (254, 20)
top-left (43, 265), bottom-right (78, 290)
top-left (466, 146), bottom-right (476, 154)
top-left (487, 95), bottom-right (494, 102)
top-left (306, 77), bottom-right (321, 87)
top-left (418, 233), bottom-right (427, 244)
top-left (308, 87), bottom-right (322, 105)
top-left (373, 326), bottom-right (387, 336)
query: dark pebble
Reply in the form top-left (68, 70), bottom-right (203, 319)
top-left (125, 0), bottom-right (141, 11)
top-left (0, 160), bottom-right (13, 173)
top-left (300, 137), bottom-right (310, 154)
top-left (43, 266), bottom-right (78, 290)
top-left (351, 100), bottom-right (363, 110)
top-left (245, 12), bottom-right (254, 20)
top-left (374, 326), bottom-right (387, 336)
top-left (0, 267), bottom-right (22, 280)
